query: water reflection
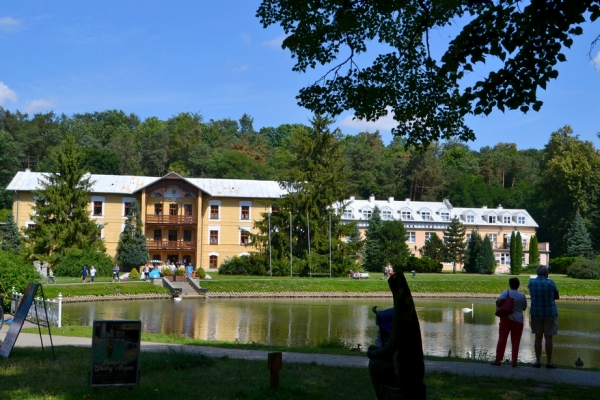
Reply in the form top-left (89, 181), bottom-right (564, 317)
top-left (65, 298), bottom-right (600, 368)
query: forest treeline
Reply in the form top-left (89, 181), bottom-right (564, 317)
top-left (1, 107), bottom-right (599, 257)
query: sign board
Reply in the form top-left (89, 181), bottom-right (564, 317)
top-left (0, 283), bottom-right (38, 358)
top-left (90, 320), bottom-right (141, 387)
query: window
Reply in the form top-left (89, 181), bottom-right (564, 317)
top-left (518, 216), bottom-right (526, 224)
top-left (169, 204), bottom-right (178, 216)
top-left (488, 234), bottom-right (497, 246)
top-left (183, 230), bottom-right (192, 242)
top-left (154, 203), bottom-right (163, 215)
top-left (209, 255), bottom-right (218, 269)
top-left (93, 201), bottom-right (103, 216)
top-left (240, 205), bottom-right (250, 220)
top-left (271, 206), bottom-right (279, 214)
top-left (522, 239), bottom-right (527, 247)
top-left (466, 234), bottom-right (472, 242)
top-left (466, 214), bottom-right (474, 223)
top-left (27, 223), bottom-right (38, 230)
top-left (240, 230), bottom-right (250, 245)
top-left (124, 202), bottom-right (131, 217)
top-left (362, 209), bottom-right (372, 219)
top-left (425, 232), bottom-right (434, 241)
top-left (501, 253), bottom-right (510, 265)
top-left (168, 230), bottom-right (177, 242)
top-left (343, 208), bottom-right (353, 218)
top-left (401, 211), bottom-right (412, 220)
top-left (382, 209), bottom-right (392, 220)
top-left (184, 204), bottom-right (193, 216)
top-left (421, 211), bottom-right (432, 221)
top-left (406, 232), bottom-right (416, 243)
top-left (441, 211), bottom-right (450, 221)
top-left (91, 196), bottom-right (105, 217)
top-left (210, 205), bottom-right (219, 220)
top-left (488, 215), bottom-right (496, 223)
top-left (210, 230), bottom-right (219, 245)
top-left (154, 229), bottom-right (162, 241)
top-left (503, 215), bottom-right (511, 224)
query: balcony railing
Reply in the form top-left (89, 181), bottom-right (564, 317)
top-left (146, 240), bottom-right (196, 250)
top-left (145, 215), bottom-right (197, 225)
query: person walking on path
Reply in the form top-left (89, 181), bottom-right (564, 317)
top-left (81, 266), bottom-right (88, 283)
top-left (529, 265), bottom-right (560, 369)
top-left (491, 277), bottom-right (527, 367)
top-left (90, 266), bottom-right (96, 283)
top-left (112, 264), bottom-right (120, 282)
top-left (47, 268), bottom-right (55, 284)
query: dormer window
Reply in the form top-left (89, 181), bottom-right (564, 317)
top-left (441, 211), bottom-right (450, 221)
top-left (421, 211), bottom-right (432, 221)
top-left (518, 216), bottom-right (526, 224)
top-left (466, 214), bottom-right (474, 223)
top-left (362, 209), bottom-right (372, 219)
top-left (382, 209), bottom-right (392, 220)
top-left (503, 215), bottom-right (511, 224)
top-left (343, 208), bottom-right (353, 219)
top-left (489, 215), bottom-right (496, 223)
top-left (401, 210), bottom-right (413, 220)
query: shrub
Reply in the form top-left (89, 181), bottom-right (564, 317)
top-left (567, 258), bottom-right (600, 280)
top-left (175, 267), bottom-right (185, 276)
top-left (218, 254), bottom-right (267, 275)
top-left (405, 256), bottom-right (443, 273)
top-left (129, 268), bottom-right (140, 279)
top-left (195, 266), bottom-right (206, 279)
top-left (53, 248), bottom-right (113, 277)
top-left (549, 257), bottom-right (577, 274)
top-left (163, 268), bottom-right (173, 276)
top-left (0, 250), bottom-right (40, 310)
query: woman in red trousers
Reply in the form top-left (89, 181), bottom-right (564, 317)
top-left (491, 278), bottom-right (528, 367)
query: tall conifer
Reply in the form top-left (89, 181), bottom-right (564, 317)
top-left (528, 234), bottom-right (539, 267)
top-left (444, 216), bottom-right (466, 273)
top-left (116, 200), bottom-right (149, 271)
top-left (566, 211), bottom-right (594, 258)
top-left (0, 211), bottom-right (23, 255)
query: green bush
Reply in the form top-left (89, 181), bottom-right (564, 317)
top-left (163, 268), bottom-right (172, 276)
top-left (175, 267), bottom-right (185, 276)
top-left (129, 268), bottom-right (140, 279)
top-left (53, 248), bottom-right (113, 277)
top-left (195, 266), bottom-right (206, 279)
top-left (549, 257), bottom-right (577, 274)
top-left (567, 258), bottom-right (600, 280)
top-left (405, 256), bottom-right (443, 273)
top-left (0, 250), bottom-right (40, 310)
top-left (218, 254), bottom-right (267, 275)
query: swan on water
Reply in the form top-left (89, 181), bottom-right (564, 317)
top-left (462, 304), bottom-right (474, 313)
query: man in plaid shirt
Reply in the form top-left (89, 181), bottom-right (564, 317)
top-left (528, 265), bottom-right (560, 369)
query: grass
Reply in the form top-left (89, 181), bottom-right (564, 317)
top-left (40, 281), bottom-right (171, 299)
top-left (0, 347), bottom-right (595, 399)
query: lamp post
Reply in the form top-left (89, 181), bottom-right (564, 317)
top-left (268, 211), bottom-right (272, 277)
top-left (290, 211), bottom-right (293, 277)
top-left (307, 212), bottom-right (311, 278)
top-left (329, 213), bottom-right (332, 278)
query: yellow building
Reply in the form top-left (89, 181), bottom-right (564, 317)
top-left (7, 170), bottom-right (285, 269)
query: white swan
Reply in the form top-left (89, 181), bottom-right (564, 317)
top-left (462, 304), bottom-right (474, 313)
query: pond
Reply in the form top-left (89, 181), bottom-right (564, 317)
top-left (64, 298), bottom-right (600, 368)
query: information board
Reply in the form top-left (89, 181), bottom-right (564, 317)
top-left (90, 320), bottom-right (141, 387)
top-left (0, 283), bottom-right (38, 358)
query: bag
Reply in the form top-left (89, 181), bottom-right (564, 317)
top-left (495, 290), bottom-right (514, 317)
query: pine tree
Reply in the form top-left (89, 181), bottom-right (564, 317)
top-left (476, 235), bottom-right (497, 274)
top-left (0, 210), bottom-right (23, 255)
top-left (528, 234), bottom-right (539, 267)
top-left (444, 216), bottom-right (466, 273)
top-left (116, 200), bottom-right (149, 271)
top-left (363, 206), bottom-right (385, 272)
top-left (420, 232), bottom-right (446, 264)
top-left (380, 220), bottom-right (411, 271)
top-left (566, 211), bottom-right (594, 258)
top-left (509, 231), bottom-right (517, 274)
top-left (463, 230), bottom-right (482, 273)
top-left (510, 231), bottom-right (523, 275)
top-left (27, 133), bottom-right (104, 263)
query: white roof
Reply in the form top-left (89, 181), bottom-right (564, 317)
top-left (7, 171), bottom-right (287, 199)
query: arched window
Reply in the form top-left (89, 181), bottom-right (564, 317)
top-left (209, 255), bottom-right (218, 269)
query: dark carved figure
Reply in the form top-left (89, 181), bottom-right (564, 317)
top-left (367, 272), bottom-right (426, 399)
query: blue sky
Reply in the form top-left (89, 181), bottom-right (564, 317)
top-left (1, 1), bottom-right (599, 150)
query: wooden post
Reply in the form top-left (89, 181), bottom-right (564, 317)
top-left (267, 352), bottom-right (282, 388)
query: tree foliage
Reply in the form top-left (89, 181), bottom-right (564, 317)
top-left (363, 206), bottom-right (384, 272)
top-left (0, 250), bottom-right (39, 297)
top-left (444, 216), bottom-right (466, 273)
top-left (116, 200), bottom-right (149, 271)
top-left (380, 220), bottom-right (411, 271)
top-left (420, 232), bottom-right (446, 264)
top-left (257, 1), bottom-right (600, 146)
top-left (566, 210), bottom-right (595, 259)
top-left (0, 210), bottom-right (23, 255)
top-left (464, 230), bottom-right (482, 273)
top-left (476, 235), bottom-right (497, 275)
top-left (529, 234), bottom-right (539, 267)
top-left (510, 231), bottom-right (523, 275)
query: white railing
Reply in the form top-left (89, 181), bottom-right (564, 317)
top-left (10, 287), bottom-right (63, 328)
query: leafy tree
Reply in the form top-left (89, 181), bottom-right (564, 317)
top-left (420, 232), bottom-right (446, 264)
top-left (363, 206), bottom-right (384, 273)
top-left (0, 130), bottom-right (20, 209)
top-left (26, 133), bottom-right (104, 264)
top-left (380, 220), bottom-right (411, 271)
top-left (476, 235), bottom-right (497, 274)
top-left (345, 224), bottom-right (364, 264)
top-left (566, 210), bottom-right (594, 259)
top-left (529, 234), bottom-right (540, 267)
top-left (116, 200), bottom-right (149, 271)
top-left (0, 250), bottom-right (40, 299)
top-left (444, 216), bottom-right (466, 273)
top-left (510, 231), bottom-right (524, 275)
top-left (257, 1), bottom-right (600, 145)
top-left (0, 210), bottom-right (23, 255)
top-left (464, 230), bottom-right (482, 273)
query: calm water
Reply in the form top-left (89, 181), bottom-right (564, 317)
top-left (65, 298), bottom-right (600, 368)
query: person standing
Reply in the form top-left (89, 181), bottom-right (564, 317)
top-left (112, 264), bottom-right (120, 282)
top-left (491, 278), bottom-right (527, 367)
top-left (382, 265), bottom-right (389, 280)
top-left (90, 265), bottom-right (96, 283)
top-left (82, 266), bottom-right (88, 283)
top-left (528, 265), bottom-right (560, 369)
top-left (47, 268), bottom-right (56, 284)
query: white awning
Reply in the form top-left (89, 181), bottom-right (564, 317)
top-left (504, 232), bottom-right (529, 240)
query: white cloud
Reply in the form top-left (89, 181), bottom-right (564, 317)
top-left (0, 81), bottom-right (18, 105)
top-left (592, 51), bottom-right (600, 69)
top-left (0, 17), bottom-right (22, 32)
top-left (241, 32), bottom-right (251, 46)
top-left (338, 107), bottom-right (398, 132)
top-left (23, 98), bottom-right (58, 114)
top-left (232, 65), bottom-right (249, 73)
top-left (262, 34), bottom-right (287, 49)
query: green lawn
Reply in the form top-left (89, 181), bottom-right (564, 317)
top-left (40, 281), bottom-right (171, 298)
top-left (0, 347), bottom-right (595, 399)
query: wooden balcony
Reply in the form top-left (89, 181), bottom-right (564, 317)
top-left (147, 240), bottom-right (196, 250)
top-left (145, 215), bottom-right (197, 226)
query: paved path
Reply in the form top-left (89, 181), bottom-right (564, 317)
top-left (3, 323), bottom-right (598, 388)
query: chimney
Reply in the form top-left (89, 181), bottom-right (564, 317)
top-left (388, 197), bottom-right (394, 203)
top-left (25, 168), bottom-right (31, 173)
top-left (482, 206), bottom-right (488, 209)
top-left (497, 204), bottom-right (503, 209)
top-left (349, 196), bottom-right (355, 202)
top-left (405, 198), bottom-right (410, 204)
top-left (369, 194), bottom-right (375, 203)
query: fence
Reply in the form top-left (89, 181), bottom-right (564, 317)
top-left (10, 287), bottom-right (63, 328)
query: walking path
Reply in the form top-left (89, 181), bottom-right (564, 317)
top-left (3, 324), bottom-right (598, 388)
